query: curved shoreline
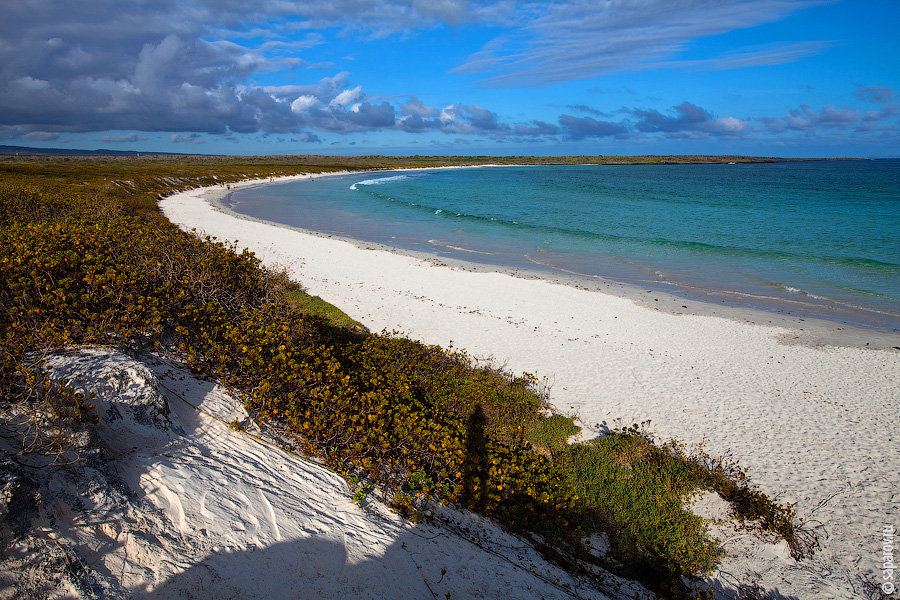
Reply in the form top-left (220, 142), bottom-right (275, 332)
top-left (209, 168), bottom-right (900, 351)
top-left (161, 170), bottom-right (899, 597)
top-left (229, 164), bottom-right (900, 335)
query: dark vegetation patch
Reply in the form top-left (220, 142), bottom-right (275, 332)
top-left (0, 156), bottom-right (814, 599)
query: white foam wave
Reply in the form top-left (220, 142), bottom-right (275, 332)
top-left (349, 174), bottom-right (411, 190)
top-left (524, 254), bottom-right (604, 279)
top-left (428, 240), bottom-right (498, 256)
top-left (782, 285), bottom-right (829, 301)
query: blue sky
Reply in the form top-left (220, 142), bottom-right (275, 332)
top-left (1, 0), bottom-right (897, 157)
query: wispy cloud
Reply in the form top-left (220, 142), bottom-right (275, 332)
top-left (171, 133), bottom-right (205, 144)
top-left (644, 41), bottom-right (838, 72)
top-left (97, 133), bottom-right (148, 143)
top-left (855, 85), bottom-right (898, 105)
top-left (22, 131), bottom-right (61, 142)
top-left (453, 0), bottom-right (834, 87)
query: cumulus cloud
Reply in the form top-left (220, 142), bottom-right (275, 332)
top-left (853, 86), bottom-right (899, 123)
top-left (293, 132), bottom-right (322, 143)
top-left (558, 115), bottom-right (626, 139)
top-left (302, 101), bottom-right (396, 133)
top-left (513, 121), bottom-right (561, 137)
top-left (439, 104), bottom-right (508, 134)
top-left (330, 85), bottom-right (363, 107)
top-left (394, 100), bottom-right (513, 136)
top-left (707, 117), bottom-right (748, 134)
top-left (291, 95), bottom-right (318, 113)
top-left (398, 98), bottom-right (441, 133)
top-left (754, 91), bottom-right (900, 144)
top-left (762, 103), bottom-right (860, 132)
top-left (0, 27), bottom-right (291, 135)
top-left (400, 97), bottom-right (440, 118)
top-left (551, 100), bottom-right (754, 140)
top-left (628, 101), bottom-right (748, 137)
top-left (1, 1), bottom-right (492, 138)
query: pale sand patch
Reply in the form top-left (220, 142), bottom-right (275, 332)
top-left (161, 173), bottom-right (900, 599)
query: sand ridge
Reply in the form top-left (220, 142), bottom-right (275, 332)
top-left (5, 347), bottom-right (611, 599)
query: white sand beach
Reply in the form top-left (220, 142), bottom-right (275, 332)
top-left (147, 171), bottom-right (899, 598)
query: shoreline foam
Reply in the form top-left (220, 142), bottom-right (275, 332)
top-left (162, 170), bottom-right (900, 598)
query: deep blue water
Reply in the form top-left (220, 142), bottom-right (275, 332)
top-left (227, 161), bottom-right (900, 331)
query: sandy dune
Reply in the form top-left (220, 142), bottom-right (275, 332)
top-left (0, 347), bottom-right (618, 599)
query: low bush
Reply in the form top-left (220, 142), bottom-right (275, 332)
top-left (658, 438), bottom-right (818, 562)
top-left (559, 433), bottom-right (720, 585)
top-left (526, 413), bottom-right (581, 455)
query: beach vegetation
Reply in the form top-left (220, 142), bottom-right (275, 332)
top-left (559, 430), bottom-right (720, 583)
top-left (657, 438), bottom-right (818, 562)
top-left (526, 413), bottom-right (581, 455)
top-left (281, 287), bottom-right (364, 331)
top-left (0, 155), bottom-right (814, 599)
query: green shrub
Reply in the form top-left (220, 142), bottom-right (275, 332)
top-left (658, 438), bottom-right (818, 561)
top-left (281, 288), bottom-right (364, 331)
top-left (526, 413), bottom-right (581, 455)
top-left (559, 434), bottom-right (720, 584)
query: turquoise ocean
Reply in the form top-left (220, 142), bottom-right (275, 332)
top-left (226, 161), bottom-right (900, 331)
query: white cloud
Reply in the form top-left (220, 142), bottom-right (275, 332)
top-left (439, 104), bottom-right (458, 123)
top-left (330, 85), bottom-right (363, 107)
top-left (705, 116), bottom-right (748, 133)
top-left (291, 95), bottom-right (318, 113)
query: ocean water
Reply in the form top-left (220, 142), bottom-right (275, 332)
top-left (226, 161), bottom-right (900, 331)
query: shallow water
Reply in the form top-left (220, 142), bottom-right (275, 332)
top-left (227, 161), bottom-right (900, 331)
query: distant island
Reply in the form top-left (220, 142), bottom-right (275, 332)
top-left (0, 144), bottom-right (862, 165)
